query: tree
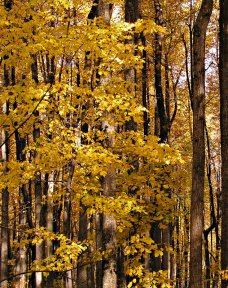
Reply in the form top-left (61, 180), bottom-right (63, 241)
top-left (190, 0), bottom-right (213, 287)
top-left (0, 1), bottom-right (13, 287)
top-left (220, 0), bottom-right (228, 286)
top-left (0, 0), bottom-right (225, 287)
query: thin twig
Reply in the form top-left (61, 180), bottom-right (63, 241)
top-left (0, 85), bottom-right (52, 149)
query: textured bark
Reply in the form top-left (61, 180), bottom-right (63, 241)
top-left (161, 227), bottom-right (170, 272)
top-left (13, 77), bottom-right (30, 286)
top-left (220, 0), bottom-right (228, 287)
top-left (0, 4), bottom-right (13, 287)
top-left (34, 173), bottom-right (44, 288)
top-left (154, 0), bottom-right (169, 143)
top-left (141, 33), bottom-right (149, 136)
top-left (190, 0), bottom-right (213, 287)
top-left (96, 3), bottom-right (118, 287)
top-left (45, 173), bottom-right (55, 287)
top-left (0, 102), bottom-right (10, 288)
top-left (184, 210), bottom-right (190, 288)
top-left (101, 169), bottom-right (117, 288)
top-left (125, 0), bottom-right (139, 133)
top-left (175, 213), bottom-right (181, 288)
top-left (96, 213), bottom-right (103, 288)
top-left (17, 187), bottom-right (28, 288)
top-left (151, 0), bottom-right (170, 273)
top-left (31, 54), bottom-right (45, 288)
top-left (76, 3), bottom-right (100, 287)
top-left (15, 126), bottom-right (30, 288)
top-left (125, 0), bottom-right (139, 23)
top-left (77, 204), bottom-right (88, 288)
top-left (64, 160), bottom-right (75, 288)
top-left (204, 126), bottom-right (219, 288)
top-left (150, 222), bottom-right (162, 272)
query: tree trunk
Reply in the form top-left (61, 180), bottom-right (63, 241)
top-left (0, 4), bottom-right (13, 286)
top-left (190, 0), bottom-right (213, 287)
top-left (95, 2), bottom-right (118, 287)
top-left (77, 203), bottom-right (88, 288)
top-left (141, 33), bottom-right (149, 136)
top-left (64, 160), bottom-right (75, 288)
top-left (15, 122), bottom-right (31, 287)
top-left (101, 167), bottom-right (117, 288)
top-left (154, 0), bottom-right (169, 143)
top-left (220, 0), bottom-right (228, 286)
top-left (0, 103), bottom-right (10, 288)
top-left (31, 54), bottom-right (45, 288)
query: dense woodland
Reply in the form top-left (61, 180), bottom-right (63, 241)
top-left (0, 0), bottom-right (228, 287)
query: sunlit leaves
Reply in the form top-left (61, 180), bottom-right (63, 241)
top-left (0, 1), bottom-right (186, 286)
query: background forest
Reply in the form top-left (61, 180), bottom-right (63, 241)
top-left (0, 0), bottom-right (227, 287)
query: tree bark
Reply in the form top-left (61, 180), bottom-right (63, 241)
top-left (154, 0), bottom-right (169, 143)
top-left (101, 169), bottom-right (117, 288)
top-left (93, 2), bottom-right (119, 287)
top-left (0, 101), bottom-right (10, 288)
top-left (190, 0), bottom-right (213, 287)
top-left (64, 160), bottom-right (75, 288)
top-left (220, 0), bottom-right (228, 286)
top-left (15, 123), bottom-right (31, 288)
top-left (0, 4), bottom-right (13, 287)
top-left (31, 54), bottom-right (46, 288)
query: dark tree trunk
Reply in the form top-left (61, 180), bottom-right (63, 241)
top-left (151, 0), bottom-right (171, 274)
top-left (141, 33), bottom-right (149, 136)
top-left (220, 0), bottom-right (228, 286)
top-left (77, 204), bottom-right (88, 288)
top-left (0, 4), bottom-right (13, 287)
top-left (154, 0), bottom-right (169, 143)
top-left (190, 0), bottom-right (213, 287)
top-left (204, 126), bottom-right (219, 288)
top-left (76, 3), bottom-right (100, 287)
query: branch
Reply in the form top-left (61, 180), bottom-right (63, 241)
top-left (0, 259), bottom-right (103, 284)
top-left (0, 85), bottom-right (52, 149)
top-left (182, 34), bottom-right (193, 109)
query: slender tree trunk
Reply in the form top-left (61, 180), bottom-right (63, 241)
top-left (34, 170), bottom-right (44, 288)
top-left (190, 1), bottom-right (213, 287)
top-left (141, 33), bottom-right (149, 136)
top-left (154, 0), bottom-right (169, 143)
top-left (0, 102), bottom-right (10, 288)
top-left (220, 0), bottom-right (228, 287)
top-left (96, 213), bottom-right (103, 288)
top-left (117, 247), bottom-right (126, 288)
top-left (175, 212), bottom-right (181, 288)
top-left (101, 168), bottom-right (117, 288)
top-left (64, 160), bottom-right (75, 288)
top-left (169, 223), bottom-right (175, 283)
top-left (31, 53), bottom-right (45, 288)
top-left (77, 203), bottom-right (88, 288)
top-left (184, 207), bottom-right (190, 288)
top-left (0, 3), bottom-right (13, 286)
top-left (15, 129), bottom-right (31, 288)
top-left (204, 126), bottom-right (219, 288)
top-left (17, 187), bottom-right (28, 288)
top-left (44, 172), bottom-right (55, 287)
